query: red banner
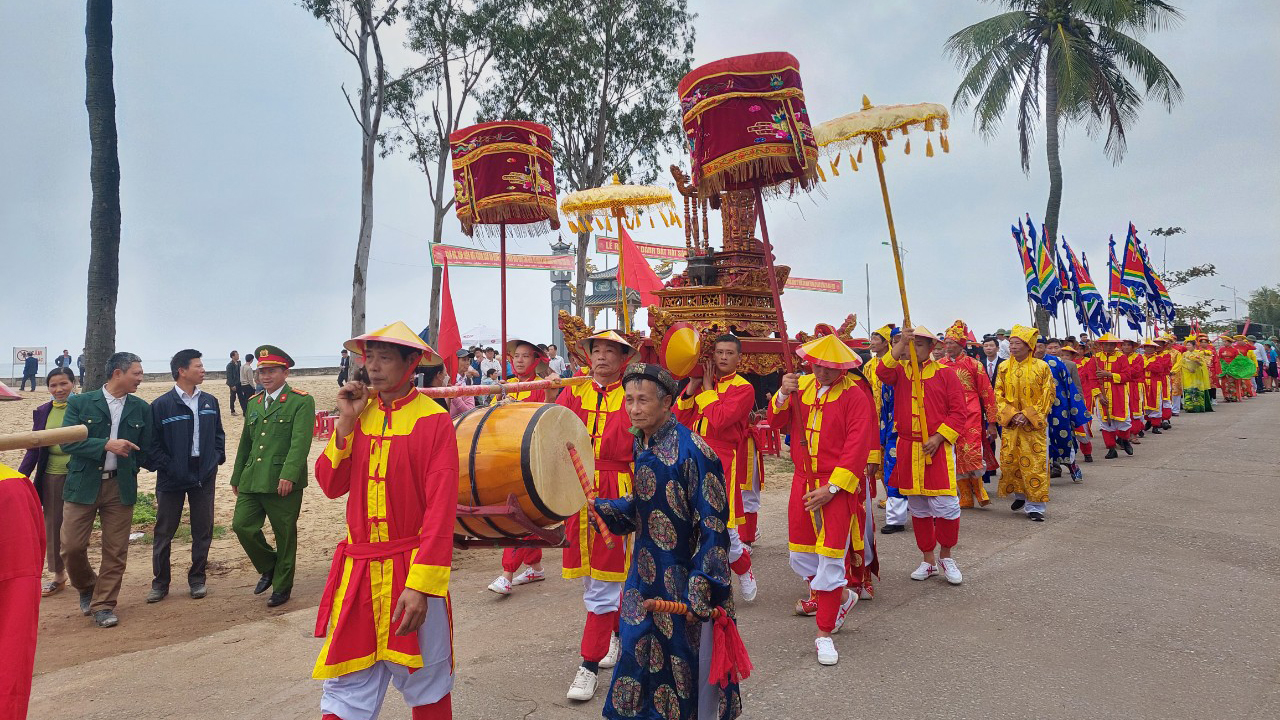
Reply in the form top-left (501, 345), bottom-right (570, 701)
top-left (430, 244), bottom-right (574, 270)
top-left (596, 236), bottom-right (687, 261)
top-left (785, 276), bottom-right (843, 293)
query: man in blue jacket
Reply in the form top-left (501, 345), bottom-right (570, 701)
top-left (147, 349), bottom-right (225, 603)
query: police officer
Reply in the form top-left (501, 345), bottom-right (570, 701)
top-left (229, 345), bottom-right (315, 607)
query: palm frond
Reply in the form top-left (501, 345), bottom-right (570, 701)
top-left (1015, 45), bottom-right (1043, 172)
top-left (1074, 0), bottom-right (1184, 33)
top-left (944, 11), bottom-right (1033, 66)
top-left (1096, 26), bottom-right (1184, 109)
top-left (972, 42), bottom-right (1038, 140)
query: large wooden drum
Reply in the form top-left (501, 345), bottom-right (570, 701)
top-left (454, 402), bottom-right (591, 540)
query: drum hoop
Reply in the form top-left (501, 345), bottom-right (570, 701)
top-left (467, 405), bottom-right (511, 537)
top-left (452, 410), bottom-right (489, 538)
top-left (521, 404), bottom-right (570, 521)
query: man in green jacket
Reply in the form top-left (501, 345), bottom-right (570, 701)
top-left (60, 351), bottom-right (153, 628)
top-left (230, 345), bottom-right (315, 607)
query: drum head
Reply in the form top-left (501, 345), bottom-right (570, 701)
top-left (526, 404), bottom-right (591, 518)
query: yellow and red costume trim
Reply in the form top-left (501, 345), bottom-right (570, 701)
top-left (675, 373), bottom-right (755, 528)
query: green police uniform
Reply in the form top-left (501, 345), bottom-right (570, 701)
top-left (229, 346), bottom-right (315, 597)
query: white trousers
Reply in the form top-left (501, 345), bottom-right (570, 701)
top-left (695, 621), bottom-right (720, 719)
top-left (1099, 418), bottom-right (1129, 433)
top-left (1011, 492), bottom-right (1046, 515)
top-left (789, 541), bottom-right (850, 593)
top-left (906, 494), bottom-right (962, 520)
top-left (582, 576), bottom-right (622, 614)
top-left (320, 597), bottom-right (453, 720)
top-left (885, 496), bottom-right (910, 526)
top-left (728, 527), bottom-right (746, 565)
top-left (741, 459), bottom-right (761, 513)
top-left (1171, 395), bottom-right (1182, 414)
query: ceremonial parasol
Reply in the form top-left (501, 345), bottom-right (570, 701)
top-left (678, 51), bottom-right (820, 370)
top-left (560, 175), bottom-right (674, 331)
top-left (450, 121), bottom-right (560, 378)
top-left (814, 96), bottom-right (950, 481)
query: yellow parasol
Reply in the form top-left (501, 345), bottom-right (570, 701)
top-left (560, 175), bottom-right (675, 331)
top-left (814, 96), bottom-right (951, 486)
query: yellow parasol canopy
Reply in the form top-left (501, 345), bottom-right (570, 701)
top-left (815, 96), bottom-right (949, 153)
top-left (560, 174), bottom-right (675, 219)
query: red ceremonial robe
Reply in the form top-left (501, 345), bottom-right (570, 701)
top-left (675, 372), bottom-right (755, 528)
top-left (312, 392), bottom-right (458, 679)
top-left (1145, 352), bottom-right (1172, 411)
top-left (768, 373), bottom-right (877, 557)
top-left (556, 378), bottom-right (633, 581)
top-left (875, 353), bottom-right (967, 496)
top-left (0, 464), bottom-right (43, 720)
top-left (1123, 352), bottom-right (1147, 419)
top-left (1079, 351), bottom-right (1134, 421)
top-left (937, 354), bottom-right (996, 475)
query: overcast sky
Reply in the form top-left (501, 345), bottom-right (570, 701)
top-left (2, 1), bottom-right (1276, 369)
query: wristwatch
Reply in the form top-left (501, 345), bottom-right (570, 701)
top-left (827, 484), bottom-right (839, 495)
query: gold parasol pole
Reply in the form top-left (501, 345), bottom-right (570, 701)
top-left (615, 208), bottom-right (629, 332)
top-left (499, 222), bottom-right (509, 381)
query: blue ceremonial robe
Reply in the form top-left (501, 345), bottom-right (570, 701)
top-left (594, 416), bottom-right (741, 720)
top-left (1044, 354), bottom-right (1091, 464)
top-left (879, 380), bottom-right (902, 499)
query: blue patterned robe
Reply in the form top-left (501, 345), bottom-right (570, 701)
top-left (1043, 354), bottom-right (1091, 464)
top-left (594, 416), bottom-right (741, 720)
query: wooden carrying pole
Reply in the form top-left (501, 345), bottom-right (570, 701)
top-left (418, 375), bottom-right (591, 399)
top-left (754, 187), bottom-right (794, 372)
top-left (615, 208), bottom-right (629, 332)
top-left (500, 222), bottom-right (508, 380)
top-left (0, 424), bottom-right (88, 452)
top-left (869, 136), bottom-right (931, 463)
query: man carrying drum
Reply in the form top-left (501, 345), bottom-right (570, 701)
top-left (557, 330), bottom-right (635, 702)
top-left (313, 321), bottom-right (459, 720)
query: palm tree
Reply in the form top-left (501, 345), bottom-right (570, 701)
top-left (946, 0), bottom-right (1184, 333)
top-left (84, 0), bottom-right (121, 389)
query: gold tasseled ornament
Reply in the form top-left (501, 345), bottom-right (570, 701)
top-left (877, 145), bottom-right (886, 164)
top-left (941, 116), bottom-right (950, 130)
top-left (650, 216), bottom-right (656, 228)
top-left (850, 154), bottom-right (858, 171)
top-left (942, 134), bottom-right (950, 153)
top-left (817, 164), bottom-right (828, 182)
top-left (569, 220), bottom-right (580, 234)
top-left (661, 213), bottom-right (670, 228)
top-left (900, 125), bottom-right (908, 135)
top-left (856, 147), bottom-right (863, 163)
top-left (594, 217), bottom-right (604, 231)
top-left (904, 139), bottom-right (911, 155)
top-left (924, 117), bottom-right (935, 132)
top-left (672, 211), bottom-right (683, 228)
top-left (926, 137), bottom-right (935, 157)
top-left (830, 152), bottom-right (841, 176)
top-left (605, 215), bottom-right (613, 231)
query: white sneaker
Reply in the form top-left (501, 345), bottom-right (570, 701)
top-left (815, 636), bottom-right (839, 666)
top-left (738, 569), bottom-right (758, 602)
top-left (512, 568), bottom-right (545, 586)
top-left (486, 576), bottom-right (512, 595)
top-left (831, 590), bottom-right (858, 633)
top-left (599, 633), bottom-right (620, 668)
top-left (910, 562), bottom-right (938, 581)
top-left (939, 557), bottom-right (963, 585)
top-left (566, 666), bottom-right (598, 701)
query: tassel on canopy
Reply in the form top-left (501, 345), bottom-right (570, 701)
top-left (829, 152), bottom-right (841, 176)
top-left (926, 137), bottom-right (934, 157)
top-left (924, 117), bottom-right (935, 132)
top-left (650, 216), bottom-right (656, 228)
top-left (816, 164), bottom-right (827, 182)
top-left (856, 148), bottom-right (863, 164)
top-left (850, 154), bottom-right (858, 171)
top-left (904, 139), bottom-right (911, 155)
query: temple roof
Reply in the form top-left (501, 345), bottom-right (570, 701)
top-left (584, 288), bottom-right (641, 306)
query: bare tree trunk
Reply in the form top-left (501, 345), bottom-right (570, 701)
top-left (1039, 67), bottom-right (1063, 337)
top-left (83, 0), bottom-right (119, 389)
top-left (354, 139), bottom-right (374, 337)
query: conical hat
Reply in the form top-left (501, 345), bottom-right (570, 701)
top-left (345, 321), bottom-right (441, 367)
top-left (577, 330), bottom-right (636, 359)
top-left (0, 380), bottom-right (21, 401)
top-left (505, 337), bottom-right (548, 374)
top-left (1094, 332), bottom-right (1121, 344)
top-left (796, 334), bottom-right (862, 370)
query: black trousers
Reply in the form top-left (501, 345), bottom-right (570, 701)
top-left (152, 471), bottom-right (216, 591)
top-left (228, 384), bottom-right (244, 413)
top-left (237, 384), bottom-right (254, 408)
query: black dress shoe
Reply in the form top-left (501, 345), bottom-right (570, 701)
top-left (254, 573), bottom-right (273, 595)
top-left (1011, 498), bottom-right (1026, 511)
top-left (1083, 454), bottom-right (1093, 463)
top-left (1136, 430), bottom-right (1145, 438)
top-left (1121, 440), bottom-right (1134, 456)
top-left (93, 609), bottom-right (119, 628)
top-left (1161, 420), bottom-right (1171, 430)
top-left (1049, 465), bottom-right (1062, 479)
top-left (1104, 448), bottom-right (1119, 459)
top-left (267, 590), bottom-right (291, 607)
top-left (1027, 511), bottom-right (1045, 522)
top-left (79, 588), bottom-right (95, 616)
top-left (146, 587), bottom-right (168, 603)
top-left (1150, 427), bottom-right (1162, 434)
top-left (190, 583), bottom-right (207, 599)
top-left (879, 524), bottom-right (906, 535)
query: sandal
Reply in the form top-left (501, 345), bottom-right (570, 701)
top-left (42, 579), bottom-right (66, 597)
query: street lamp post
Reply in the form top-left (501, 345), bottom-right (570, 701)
top-left (1220, 284), bottom-right (1239, 328)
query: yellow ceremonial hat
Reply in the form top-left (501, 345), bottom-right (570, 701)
top-left (1094, 332), bottom-right (1120, 344)
top-left (944, 320), bottom-right (969, 344)
top-left (872, 324), bottom-right (897, 343)
top-left (1141, 337), bottom-right (1159, 348)
top-left (795, 334), bottom-right (863, 370)
top-left (345, 321), bottom-right (441, 367)
top-left (1009, 324), bottom-right (1039, 347)
top-left (911, 324), bottom-right (936, 341)
top-left (577, 329), bottom-right (636, 360)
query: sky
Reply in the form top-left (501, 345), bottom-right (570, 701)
top-left (2, 0), bottom-right (1277, 370)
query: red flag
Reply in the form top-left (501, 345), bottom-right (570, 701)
top-left (619, 226), bottom-right (665, 306)
top-left (437, 257), bottom-right (462, 379)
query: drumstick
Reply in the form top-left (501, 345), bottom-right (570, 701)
top-left (566, 442), bottom-right (614, 549)
top-left (641, 598), bottom-right (726, 619)
top-left (419, 375), bottom-right (592, 399)
top-left (0, 424), bottom-right (89, 452)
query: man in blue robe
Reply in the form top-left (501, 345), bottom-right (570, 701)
top-left (1039, 339), bottom-right (1092, 482)
top-left (594, 363), bottom-right (742, 720)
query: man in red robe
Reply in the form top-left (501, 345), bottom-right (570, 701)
top-left (557, 330), bottom-right (635, 702)
top-left (1079, 334), bottom-right (1136, 459)
top-left (1120, 339), bottom-right (1148, 440)
top-left (0, 463), bottom-right (43, 720)
top-left (1144, 338), bottom-right (1173, 433)
top-left (313, 321), bottom-right (458, 720)
top-left (876, 325), bottom-right (967, 585)
top-left (675, 333), bottom-right (758, 603)
top-left (769, 335), bottom-right (877, 666)
top-left (938, 320), bottom-right (997, 509)
top-left (486, 338), bottom-right (555, 596)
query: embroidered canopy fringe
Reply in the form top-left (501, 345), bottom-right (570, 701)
top-left (463, 216), bottom-right (560, 239)
top-left (695, 153), bottom-right (821, 198)
top-left (559, 174), bottom-right (675, 219)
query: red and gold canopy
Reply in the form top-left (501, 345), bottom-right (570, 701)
top-left (449, 121), bottom-right (560, 237)
top-left (678, 51), bottom-right (819, 196)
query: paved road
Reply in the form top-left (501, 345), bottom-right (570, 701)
top-left (30, 396), bottom-right (1280, 719)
